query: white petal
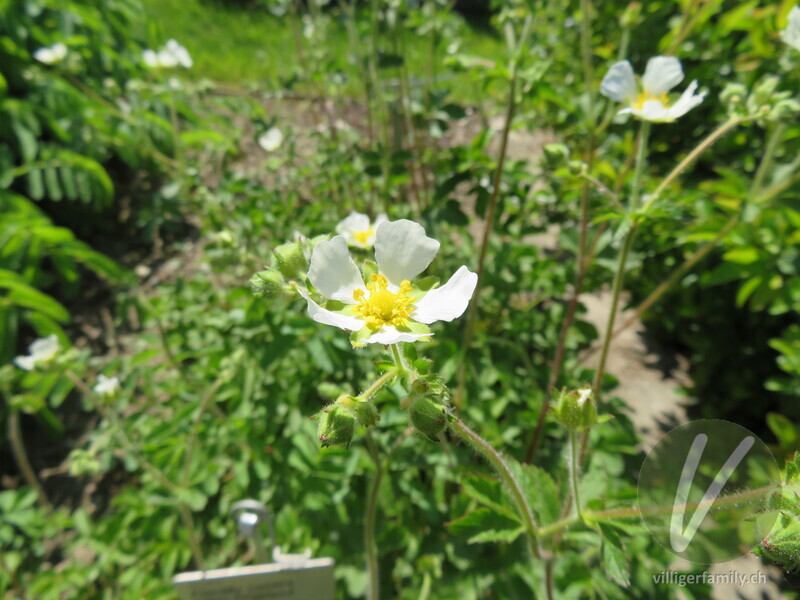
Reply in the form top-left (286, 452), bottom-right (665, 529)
top-left (307, 236), bottom-right (364, 302)
top-left (413, 266), bottom-right (478, 324)
top-left (143, 49), bottom-right (159, 68)
top-left (336, 212), bottom-right (370, 235)
top-left (258, 127), bottom-right (283, 151)
top-left (13, 356), bottom-right (35, 371)
top-left (30, 335), bottom-right (59, 361)
top-left (664, 80), bottom-right (705, 120)
top-left (298, 289), bottom-right (364, 331)
top-left (363, 326), bottom-right (432, 345)
top-left (783, 7), bottom-right (800, 50)
top-left (600, 61), bottom-right (637, 102)
top-left (642, 56), bottom-right (683, 94)
top-left (374, 220), bottom-right (440, 285)
top-left (632, 99), bottom-right (672, 122)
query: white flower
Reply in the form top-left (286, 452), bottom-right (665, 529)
top-left (335, 212), bottom-right (388, 249)
top-left (93, 375), bottom-right (121, 398)
top-left (299, 219), bottom-right (478, 347)
top-left (14, 335), bottom-right (60, 371)
top-left (600, 56), bottom-right (705, 122)
top-left (258, 127), bottom-right (284, 152)
top-left (782, 7), bottom-right (800, 51)
top-left (142, 39), bottom-right (192, 69)
top-left (33, 42), bottom-right (67, 65)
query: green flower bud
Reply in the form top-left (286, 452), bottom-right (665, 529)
top-left (68, 449), bottom-right (101, 477)
top-left (273, 242), bottom-right (308, 280)
top-left (543, 143), bottom-right (570, 170)
top-left (751, 76), bottom-right (780, 108)
top-left (409, 395), bottom-right (448, 442)
top-left (720, 82), bottom-right (747, 115)
top-left (568, 160), bottom-right (586, 176)
top-left (620, 2), bottom-right (642, 28)
top-left (353, 400), bottom-right (380, 428)
top-left (770, 98), bottom-right (800, 121)
top-left (551, 386), bottom-right (599, 431)
top-left (250, 268), bottom-right (284, 298)
top-left (316, 404), bottom-right (355, 448)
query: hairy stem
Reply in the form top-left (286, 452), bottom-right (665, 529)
top-left (448, 416), bottom-right (543, 559)
top-left (568, 430), bottom-right (583, 521)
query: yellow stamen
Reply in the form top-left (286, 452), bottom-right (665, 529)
top-left (634, 90), bottom-right (669, 110)
top-left (353, 274), bottom-right (415, 331)
top-left (353, 228), bottom-right (374, 247)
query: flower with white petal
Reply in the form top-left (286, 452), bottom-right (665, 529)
top-left (600, 56), bottom-right (705, 122)
top-left (33, 42), bottom-right (67, 65)
top-left (142, 39), bottom-right (192, 69)
top-left (93, 375), bottom-right (121, 398)
top-left (13, 335), bottom-right (60, 371)
top-left (782, 6), bottom-right (800, 51)
top-left (300, 219), bottom-right (478, 347)
top-left (258, 127), bottom-right (284, 152)
top-left (335, 212), bottom-right (388, 249)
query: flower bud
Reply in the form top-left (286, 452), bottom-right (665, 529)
top-left (568, 160), bottom-right (586, 176)
top-left (250, 268), bottom-right (284, 298)
top-left (543, 143), bottom-right (570, 170)
top-left (316, 404), bottom-right (355, 448)
top-left (620, 2), bottom-right (642, 28)
top-left (769, 98), bottom-right (800, 121)
top-left (551, 386), bottom-right (598, 430)
top-left (751, 76), bottom-right (780, 108)
top-left (353, 400), bottom-right (380, 428)
top-left (409, 395), bottom-right (448, 442)
top-left (273, 242), bottom-right (308, 280)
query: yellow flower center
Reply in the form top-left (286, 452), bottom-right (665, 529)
top-left (353, 274), bottom-right (415, 330)
top-left (634, 90), bottom-right (669, 110)
top-left (353, 228), bottom-right (374, 247)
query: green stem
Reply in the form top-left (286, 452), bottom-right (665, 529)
top-left (537, 483), bottom-right (777, 538)
top-left (389, 344), bottom-right (414, 382)
top-left (364, 431), bottom-right (382, 600)
top-left (568, 430), bottom-right (582, 521)
top-left (181, 376), bottom-right (227, 485)
top-left (448, 416), bottom-right (543, 559)
top-left (7, 405), bottom-right (51, 511)
top-left (357, 368), bottom-right (398, 402)
top-left (592, 120), bottom-right (649, 400)
top-left (751, 122), bottom-right (787, 195)
top-left (416, 573), bottom-right (432, 600)
top-left (641, 117), bottom-right (742, 214)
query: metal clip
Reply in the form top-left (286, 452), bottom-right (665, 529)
top-left (231, 499), bottom-right (313, 565)
top-left (231, 499), bottom-right (273, 564)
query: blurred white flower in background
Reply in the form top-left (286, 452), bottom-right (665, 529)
top-left (600, 56), bottom-right (705, 122)
top-left (93, 375), bottom-right (121, 398)
top-left (14, 335), bottom-right (60, 370)
top-left (33, 42), bottom-right (67, 65)
top-left (258, 127), bottom-right (284, 151)
top-left (781, 6), bottom-right (800, 51)
top-left (143, 39), bottom-right (193, 69)
top-left (336, 212), bottom-right (387, 249)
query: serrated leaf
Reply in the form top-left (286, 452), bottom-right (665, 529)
top-left (506, 458), bottom-right (560, 525)
top-left (599, 523), bottom-right (631, 587)
top-left (447, 507), bottom-right (523, 544)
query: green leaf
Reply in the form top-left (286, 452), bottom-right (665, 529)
top-left (767, 413), bottom-right (797, 449)
top-left (507, 458), bottom-right (560, 525)
top-left (447, 508), bottom-right (523, 544)
top-left (599, 523), bottom-right (631, 587)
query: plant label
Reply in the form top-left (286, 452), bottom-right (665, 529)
top-left (173, 558), bottom-right (335, 600)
